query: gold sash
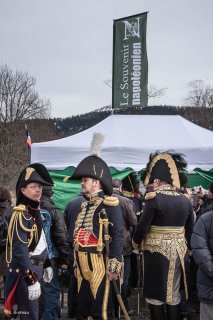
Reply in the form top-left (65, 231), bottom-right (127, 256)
top-left (141, 225), bottom-right (188, 303)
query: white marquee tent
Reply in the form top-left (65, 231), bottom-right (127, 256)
top-left (31, 115), bottom-right (213, 172)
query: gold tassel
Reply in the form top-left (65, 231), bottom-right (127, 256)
top-left (97, 213), bottom-right (104, 253)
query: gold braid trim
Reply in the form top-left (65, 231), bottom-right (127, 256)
top-left (107, 258), bottom-right (122, 274)
top-left (6, 206), bottom-right (38, 264)
top-left (74, 198), bottom-right (103, 237)
top-left (145, 192), bottom-right (156, 200)
top-left (97, 209), bottom-right (107, 253)
top-left (76, 251), bottom-right (105, 299)
top-left (141, 226), bottom-right (187, 303)
top-left (103, 196), bottom-right (119, 206)
top-left (156, 185), bottom-right (180, 196)
top-left (149, 225), bottom-right (185, 233)
top-left (102, 270), bottom-right (110, 320)
top-left (74, 251), bottom-right (83, 292)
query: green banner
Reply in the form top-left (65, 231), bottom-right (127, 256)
top-left (112, 12), bottom-right (148, 108)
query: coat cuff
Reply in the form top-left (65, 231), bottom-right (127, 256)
top-left (107, 258), bottom-right (122, 274)
top-left (23, 270), bottom-right (38, 286)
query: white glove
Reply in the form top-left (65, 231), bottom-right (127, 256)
top-left (28, 281), bottom-right (41, 300)
top-left (43, 266), bottom-right (53, 283)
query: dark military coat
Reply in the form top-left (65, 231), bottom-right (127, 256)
top-left (64, 191), bottom-right (124, 319)
top-left (133, 185), bottom-right (194, 302)
top-left (65, 191), bottom-right (123, 267)
top-left (4, 202), bottom-right (45, 315)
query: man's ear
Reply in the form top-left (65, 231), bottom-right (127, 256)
top-left (21, 187), bottom-right (26, 196)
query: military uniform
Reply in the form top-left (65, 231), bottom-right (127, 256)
top-left (133, 151), bottom-right (194, 320)
top-left (133, 185), bottom-right (194, 303)
top-left (4, 164), bottom-right (54, 320)
top-left (65, 155), bottom-right (123, 320)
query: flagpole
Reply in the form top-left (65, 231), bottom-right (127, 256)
top-left (25, 124), bottom-right (31, 164)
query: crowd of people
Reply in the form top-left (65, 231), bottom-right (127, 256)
top-left (0, 148), bottom-right (213, 320)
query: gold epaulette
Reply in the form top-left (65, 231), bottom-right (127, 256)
top-left (145, 192), bottom-right (156, 201)
top-left (103, 196), bottom-right (119, 206)
top-left (13, 204), bottom-right (26, 211)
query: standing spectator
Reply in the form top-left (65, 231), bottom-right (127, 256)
top-left (0, 187), bottom-right (12, 290)
top-left (40, 186), bottom-right (70, 320)
top-left (133, 151), bottom-right (194, 320)
top-left (64, 154), bottom-right (124, 319)
top-left (122, 172), bottom-right (143, 290)
top-left (197, 181), bottom-right (213, 218)
top-left (122, 172), bottom-right (143, 221)
top-left (112, 178), bottom-right (137, 315)
top-left (4, 163), bottom-right (54, 320)
top-left (191, 207), bottom-right (213, 320)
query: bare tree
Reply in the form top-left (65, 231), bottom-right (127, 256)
top-left (185, 80), bottom-right (213, 108)
top-left (0, 64), bottom-right (52, 189)
top-left (147, 85), bottom-right (166, 100)
top-left (0, 64), bottom-right (50, 123)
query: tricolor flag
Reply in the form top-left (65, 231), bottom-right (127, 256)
top-left (25, 124), bottom-right (31, 163)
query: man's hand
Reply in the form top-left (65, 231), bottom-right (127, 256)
top-left (107, 271), bottom-right (119, 281)
top-left (28, 281), bottom-right (41, 300)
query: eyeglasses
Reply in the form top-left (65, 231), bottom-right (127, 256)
top-left (26, 184), bottom-right (43, 190)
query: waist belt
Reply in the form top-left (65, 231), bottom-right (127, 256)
top-left (149, 225), bottom-right (185, 234)
top-left (30, 258), bottom-right (45, 266)
top-left (74, 242), bottom-right (103, 254)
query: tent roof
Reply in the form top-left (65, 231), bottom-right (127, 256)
top-left (31, 115), bottom-right (213, 171)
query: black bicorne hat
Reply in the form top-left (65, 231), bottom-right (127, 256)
top-left (16, 163), bottom-right (54, 204)
top-left (141, 151), bottom-right (188, 189)
top-left (122, 172), bottom-right (139, 193)
top-left (65, 155), bottom-right (113, 196)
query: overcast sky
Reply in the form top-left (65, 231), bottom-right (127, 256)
top-left (0, 0), bottom-right (213, 118)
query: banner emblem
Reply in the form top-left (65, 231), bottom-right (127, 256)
top-left (123, 17), bottom-right (141, 40)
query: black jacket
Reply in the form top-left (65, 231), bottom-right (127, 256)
top-left (133, 190), bottom-right (194, 247)
top-left (112, 190), bottom-right (137, 256)
top-left (40, 195), bottom-right (70, 266)
top-left (191, 210), bottom-right (213, 304)
top-left (64, 192), bottom-right (124, 267)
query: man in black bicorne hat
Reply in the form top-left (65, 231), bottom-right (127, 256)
top-left (65, 154), bottom-right (123, 319)
top-left (133, 151), bottom-right (194, 320)
top-left (4, 163), bottom-right (54, 320)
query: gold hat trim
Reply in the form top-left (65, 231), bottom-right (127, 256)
top-left (25, 167), bottom-right (35, 181)
top-left (144, 153), bottom-right (180, 189)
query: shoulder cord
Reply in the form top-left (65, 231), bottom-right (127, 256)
top-left (6, 209), bottom-right (38, 264)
